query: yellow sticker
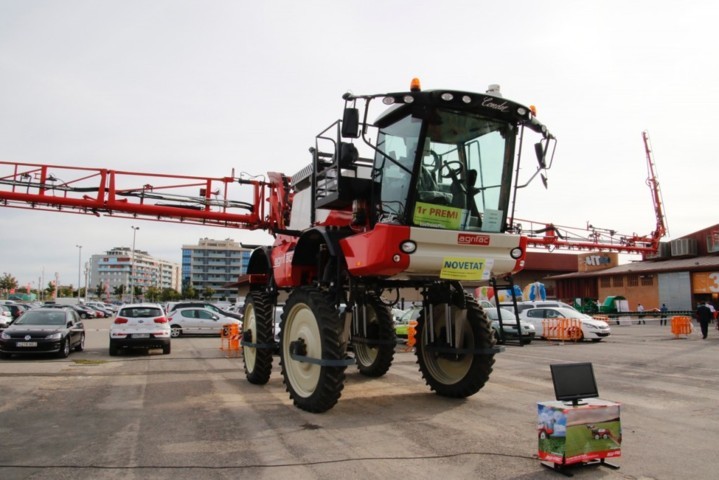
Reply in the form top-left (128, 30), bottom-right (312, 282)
top-left (414, 202), bottom-right (463, 229)
top-left (440, 257), bottom-right (494, 281)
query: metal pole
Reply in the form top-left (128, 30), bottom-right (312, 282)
top-left (130, 226), bottom-right (139, 302)
top-left (75, 244), bottom-right (82, 300)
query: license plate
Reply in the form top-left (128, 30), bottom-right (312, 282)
top-left (132, 334), bottom-right (150, 338)
top-left (17, 341), bottom-right (37, 347)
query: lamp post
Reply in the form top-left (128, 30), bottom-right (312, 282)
top-left (75, 244), bottom-right (82, 300)
top-left (130, 226), bottom-right (140, 302)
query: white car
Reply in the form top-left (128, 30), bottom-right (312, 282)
top-left (168, 307), bottom-right (241, 337)
top-left (109, 303), bottom-right (171, 355)
top-left (520, 307), bottom-right (611, 342)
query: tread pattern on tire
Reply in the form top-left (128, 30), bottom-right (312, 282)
top-left (353, 294), bottom-right (396, 378)
top-left (279, 286), bottom-right (346, 413)
top-left (242, 291), bottom-right (275, 385)
top-left (415, 292), bottom-right (495, 398)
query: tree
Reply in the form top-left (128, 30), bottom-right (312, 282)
top-left (182, 284), bottom-right (197, 300)
top-left (113, 285), bottom-right (125, 299)
top-left (160, 288), bottom-right (181, 302)
top-left (145, 286), bottom-right (161, 302)
top-left (202, 287), bottom-right (216, 300)
top-left (0, 272), bottom-right (19, 298)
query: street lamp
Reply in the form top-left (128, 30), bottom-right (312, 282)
top-left (75, 244), bottom-right (82, 300)
top-left (130, 226), bottom-right (140, 302)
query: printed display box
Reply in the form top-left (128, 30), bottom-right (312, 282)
top-left (537, 399), bottom-right (621, 467)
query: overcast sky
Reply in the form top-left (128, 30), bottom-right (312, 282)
top-left (1, 0), bottom-right (717, 290)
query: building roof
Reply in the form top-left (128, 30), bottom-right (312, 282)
top-left (547, 254), bottom-right (719, 279)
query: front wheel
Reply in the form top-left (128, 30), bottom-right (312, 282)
top-left (280, 287), bottom-right (346, 413)
top-left (170, 326), bottom-right (182, 338)
top-left (57, 337), bottom-right (71, 358)
top-left (415, 293), bottom-right (495, 398)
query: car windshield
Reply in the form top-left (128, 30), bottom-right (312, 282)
top-left (15, 311), bottom-right (66, 326)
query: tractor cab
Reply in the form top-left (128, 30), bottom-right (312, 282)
top-left (300, 80), bottom-right (555, 235)
top-left (364, 83), bottom-right (554, 233)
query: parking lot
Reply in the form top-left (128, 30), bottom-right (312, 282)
top-left (1, 316), bottom-right (717, 480)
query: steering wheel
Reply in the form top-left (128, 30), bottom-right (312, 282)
top-left (439, 160), bottom-right (465, 179)
top-left (422, 150), bottom-right (441, 169)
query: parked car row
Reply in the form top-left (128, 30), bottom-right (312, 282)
top-left (391, 300), bottom-right (611, 344)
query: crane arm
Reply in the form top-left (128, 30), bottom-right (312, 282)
top-left (0, 161), bottom-right (286, 232)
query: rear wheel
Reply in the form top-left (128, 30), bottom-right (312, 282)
top-left (170, 326), bottom-right (182, 338)
top-left (415, 292), bottom-right (495, 398)
top-left (352, 295), bottom-right (396, 378)
top-left (75, 333), bottom-right (85, 352)
top-left (109, 340), bottom-right (120, 356)
top-left (242, 292), bottom-right (275, 385)
top-left (280, 287), bottom-right (346, 413)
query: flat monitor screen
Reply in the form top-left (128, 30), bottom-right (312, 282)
top-left (550, 362), bottom-right (599, 406)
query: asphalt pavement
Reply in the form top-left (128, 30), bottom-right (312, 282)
top-left (1, 316), bottom-right (717, 479)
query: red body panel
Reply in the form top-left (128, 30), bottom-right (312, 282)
top-left (340, 223), bottom-right (411, 277)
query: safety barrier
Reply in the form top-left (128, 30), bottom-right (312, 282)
top-left (592, 315), bottom-right (610, 324)
top-left (670, 316), bottom-right (693, 337)
top-left (220, 323), bottom-right (242, 356)
top-left (542, 318), bottom-right (583, 342)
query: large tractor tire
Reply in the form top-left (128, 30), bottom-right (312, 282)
top-left (280, 287), bottom-right (346, 413)
top-left (415, 292), bottom-right (495, 398)
top-left (352, 295), bottom-right (396, 378)
top-left (242, 292), bottom-right (275, 385)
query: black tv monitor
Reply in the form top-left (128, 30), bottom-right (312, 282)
top-left (550, 362), bottom-right (599, 406)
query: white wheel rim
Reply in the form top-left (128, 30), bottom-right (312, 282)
top-left (284, 303), bottom-right (321, 397)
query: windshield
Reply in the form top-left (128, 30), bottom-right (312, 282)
top-left (15, 311), bottom-right (66, 326)
top-left (374, 109), bottom-right (515, 232)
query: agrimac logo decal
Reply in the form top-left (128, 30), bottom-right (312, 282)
top-left (458, 233), bottom-right (490, 246)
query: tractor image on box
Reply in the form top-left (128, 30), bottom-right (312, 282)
top-left (0, 79), bottom-right (558, 412)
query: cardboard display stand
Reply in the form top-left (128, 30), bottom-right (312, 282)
top-left (537, 399), bottom-right (621, 475)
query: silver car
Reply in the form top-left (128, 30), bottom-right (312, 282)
top-left (168, 307), bottom-right (241, 337)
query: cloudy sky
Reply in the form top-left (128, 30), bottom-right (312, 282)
top-left (1, 0), bottom-right (717, 290)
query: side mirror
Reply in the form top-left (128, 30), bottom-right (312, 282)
top-left (341, 108), bottom-right (360, 138)
top-left (534, 142), bottom-right (546, 169)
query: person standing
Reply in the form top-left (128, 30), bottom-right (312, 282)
top-left (660, 303), bottom-right (669, 326)
top-left (637, 303), bottom-right (645, 325)
top-left (696, 302), bottom-right (712, 339)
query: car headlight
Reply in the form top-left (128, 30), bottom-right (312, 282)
top-left (45, 332), bottom-right (63, 340)
top-left (1, 332), bottom-right (10, 340)
top-left (585, 324), bottom-right (599, 330)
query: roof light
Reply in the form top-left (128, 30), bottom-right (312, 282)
top-left (529, 105), bottom-right (537, 116)
top-left (441, 92), bottom-right (454, 101)
top-left (410, 78), bottom-right (421, 92)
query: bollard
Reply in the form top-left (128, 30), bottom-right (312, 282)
top-left (220, 323), bottom-right (242, 356)
top-left (405, 320), bottom-right (418, 351)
